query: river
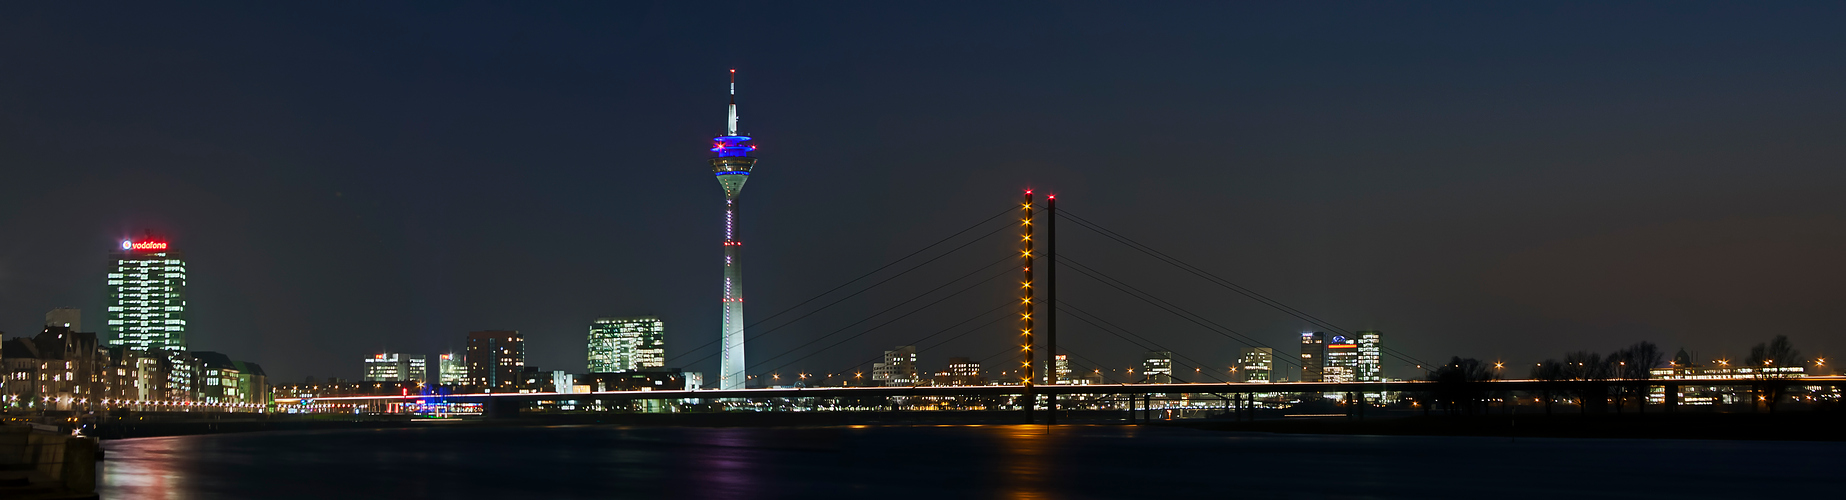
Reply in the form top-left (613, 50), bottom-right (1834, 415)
top-left (99, 424), bottom-right (1843, 499)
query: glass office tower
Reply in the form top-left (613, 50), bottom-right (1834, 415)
top-left (106, 237), bottom-right (187, 353)
top-left (587, 316), bottom-right (666, 373)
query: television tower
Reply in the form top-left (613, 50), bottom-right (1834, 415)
top-left (711, 69), bottom-right (757, 390)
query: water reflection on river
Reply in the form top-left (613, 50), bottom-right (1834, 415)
top-left (100, 424), bottom-right (1843, 499)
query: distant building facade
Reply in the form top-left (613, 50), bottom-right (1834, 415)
top-left (1299, 332), bottom-right (1326, 382)
top-left (1355, 331), bottom-right (1383, 382)
top-left (1648, 361), bottom-right (1809, 405)
top-left (438, 353), bottom-right (466, 385)
top-left (932, 357), bottom-right (985, 386)
top-left (1238, 347), bottom-right (1273, 383)
top-left (1142, 351), bottom-right (1173, 384)
top-left (364, 353), bottom-right (428, 382)
top-left (1053, 354), bottom-right (1072, 385)
top-left (2, 326), bottom-right (108, 412)
top-left (192, 351), bottom-right (267, 409)
top-left (587, 316), bottom-right (666, 373)
top-left (582, 369), bottom-right (687, 392)
top-left (872, 346), bottom-right (918, 386)
top-left (46, 307), bottom-right (81, 331)
top-left (465, 330), bottom-right (525, 393)
top-left (107, 237), bottom-right (187, 353)
top-left (1325, 335), bottom-right (1359, 383)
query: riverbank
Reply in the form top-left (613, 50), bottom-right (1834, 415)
top-left (1169, 410), bottom-right (1846, 441)
top-left (88, 410), bottom-right (1132, 438)
top-left (87, 408), bottom-right (1846, 442)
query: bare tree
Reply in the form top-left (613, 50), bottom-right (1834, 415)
top-left (1563, 351), bottom-right (1607, 380)
top-left (1530, 359), bottom-right (1566, 415)
top-left (1623, 341), bottom-right (1664, 413)
top-left (1746, 335), bottom-right (1801, 368)
top-left (1605, 348), bottom-right (1633, 412)
top-left (1625, 342), bottom-right (1664, 377)
top-left (1562, 351), bottom-right (1607, 413)
top-left (1427, 357), bottom-right (1497, 416)
top-left (1746, 335), bottom-right (1802, 411)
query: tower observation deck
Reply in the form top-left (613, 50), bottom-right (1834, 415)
top-left (712, 69), bottom-right (757, 390)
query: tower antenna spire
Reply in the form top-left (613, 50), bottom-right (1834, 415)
top-left (727, 69), bottom-right (739, 136)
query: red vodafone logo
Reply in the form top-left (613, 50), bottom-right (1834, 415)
top-left (122, 240), bottom-right (168, 251)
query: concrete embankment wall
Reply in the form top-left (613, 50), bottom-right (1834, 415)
top-left (0, 423), bottom-right (98, 498)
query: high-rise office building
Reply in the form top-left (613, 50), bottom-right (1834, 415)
top-left (1299, 332), bottom-right (1326, 382)
top-left (438, 353), bottom-right (466, 385)
top-left (871, 346), bottom-right (918, 386)
top-left (465, 331), bottom-right (524, 393)
top-left (710, 69), bottom-right (759, 391)
top-left (1355, 331), bottom-right (1383, 382)
top-left (587, 316), bottom-right (666, 373)
top-left (363, 353), bottom-right (428, 382)
top-left (1325, 335), bottom-right (1359, 383)
top-left (106, 236), bottom-right (187, 353)
top-left (45, 307), bottom-right (81, 332)
top-left (1238, 347), bottom-right (1274, 383)
top-left (1142, 351), bottom-right (1173, 384)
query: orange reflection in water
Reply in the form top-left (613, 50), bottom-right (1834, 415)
top-left (100, 436), bottom-right (197, 500)
top-left (993, 425), bottom-right (1055, 500)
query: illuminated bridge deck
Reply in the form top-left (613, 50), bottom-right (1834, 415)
top-left (279, 377), bottom-right (1846, 404)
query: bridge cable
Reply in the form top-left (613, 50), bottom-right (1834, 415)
top-left (665, 204), bottom-right (1018, 364)
top-left (1058, 210), bottom-right (1433, 369)
top-left (820, 301), bottom-right (1015, 381)
top-left (747, 262), bottom-right (1017, 376)
top-left (1059, 255), bottom-right (1291, 363)
top-left (1057, 301), bottom-right (1233, 383)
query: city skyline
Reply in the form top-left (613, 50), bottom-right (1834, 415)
top-left (7, 231), bottom-right (1833, 385)
top-left (4, 3), bottom-right (1845, 383)
top-left (7, 6), bottom-right (1846, 499)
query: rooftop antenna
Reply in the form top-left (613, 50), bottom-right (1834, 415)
top-left (727, 69), bottom-right (739, 136)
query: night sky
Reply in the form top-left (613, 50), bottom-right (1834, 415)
top-left (4, 2), bottom-right (1844, 383)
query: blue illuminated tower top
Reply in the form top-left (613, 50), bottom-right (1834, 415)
top-left (711, 69), bottom-right (757, 199)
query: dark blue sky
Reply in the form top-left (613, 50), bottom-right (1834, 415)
top-left (3, 2), bottom-right (1844, 382)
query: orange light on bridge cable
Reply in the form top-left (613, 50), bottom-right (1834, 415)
top-left (1019, 189), bottom-right (1035, 387)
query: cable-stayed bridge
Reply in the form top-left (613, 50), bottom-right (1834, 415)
top-left (280, 192), bottom-right (1845, 420)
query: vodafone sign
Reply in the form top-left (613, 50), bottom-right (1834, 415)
top-left (121, 240), bottom-right (169, 251)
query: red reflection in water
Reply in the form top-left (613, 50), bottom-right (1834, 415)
top-left (100, 436), bottom-right (195, 500)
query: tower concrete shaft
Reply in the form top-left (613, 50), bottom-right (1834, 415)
top-left (711, 69), bottom-right (757, 390)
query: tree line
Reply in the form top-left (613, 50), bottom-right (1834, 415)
top-left (1419, 335), bottom-right (1810, 414)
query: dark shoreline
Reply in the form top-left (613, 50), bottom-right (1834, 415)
top-left (1165, 411), bottom-right (1846, 442)
top-left (90, 409), bottom-right (1846, 442)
